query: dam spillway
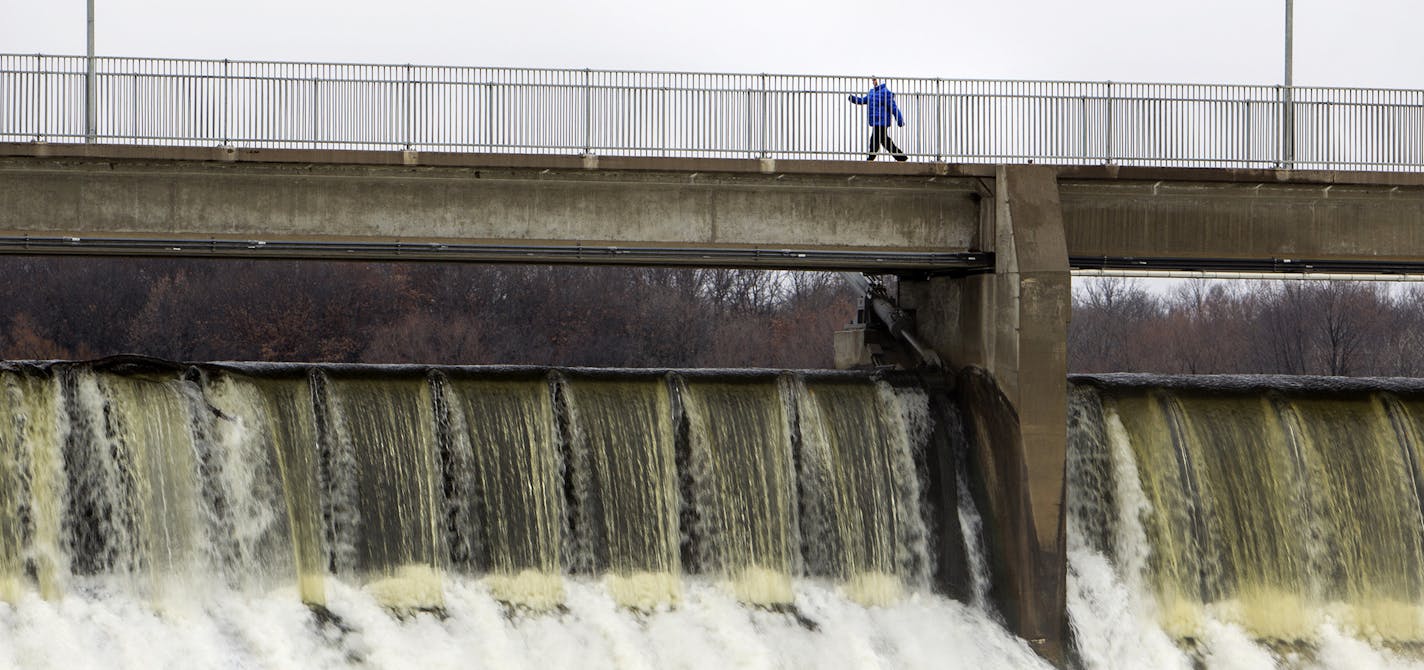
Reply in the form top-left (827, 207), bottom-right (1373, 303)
top-left (1067, 375), bottom-right (1424, 669)
top-left (12, 361), bottom-right (1424, 667)
top-left (0, 360), bottom-right (1045, 669)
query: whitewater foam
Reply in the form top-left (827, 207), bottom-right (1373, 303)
top-left (0, 575), bottom-right (1047, 670)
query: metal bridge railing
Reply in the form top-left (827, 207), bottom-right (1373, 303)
top-left (4, 54), bottom-right (1423, 171)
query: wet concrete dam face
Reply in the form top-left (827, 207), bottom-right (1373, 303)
top-left (0, 359), bottom-right (1050, 669)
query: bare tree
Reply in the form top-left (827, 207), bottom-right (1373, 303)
top-left (1158, 281), bottom-right (1247, 373)
top-left (1380, 285), bottom-right (1424, 376)
top-left (9, 253), bottom-right (1424, 376)
top-left (1069, 278), bottom-right (1161, 372)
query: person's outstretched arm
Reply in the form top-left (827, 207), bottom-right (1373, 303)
top-left (892, 96), bottom-right (905, 126)
top-left (848, 93), bottom-right (867, 105)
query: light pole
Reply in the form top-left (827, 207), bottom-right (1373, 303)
top-left (85, 0), bottom-right (96, 142)
top-left (1287, 0), bottom-right (1298, 87)
top-left (1287, 0), bottom-right (1298, 167)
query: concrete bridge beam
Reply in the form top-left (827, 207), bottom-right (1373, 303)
top-left (0, 144), bottom-right (986, 270)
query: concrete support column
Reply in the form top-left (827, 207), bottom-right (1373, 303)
top-left (901, 165), bottom-right (1070, 663)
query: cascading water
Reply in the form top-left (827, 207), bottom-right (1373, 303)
top-left (0, 372), bottom-right (66, 602)
top-left (204, 373), bottom-right (324, 602)
top-left (1067, 375), bottom-right (1424, 669)
top-left (563, 377), bottom-right (681, 609)
top-left (324, 376), bottom-right (445, 607)
top-left (22, 361), bottom-right (1424, 668)
top-left (444, 376), bottom-right (567, 609)
top-left (0, 360), bottom-right (1045, 670)
top-left (682, 378), bottom-right (801, 605)
top-left (794, 379), bottom-right (933, 606)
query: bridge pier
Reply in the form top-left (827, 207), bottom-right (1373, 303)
top-left (900, 165), bottom-right (1070, 664)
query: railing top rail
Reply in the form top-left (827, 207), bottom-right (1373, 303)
top-left (6, 52), bottom-right (1423, 96)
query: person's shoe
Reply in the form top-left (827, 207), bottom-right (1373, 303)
top-left (866, 155), bottom-right (877, 161)
top-left (893, 154), bottom-right (908, 162)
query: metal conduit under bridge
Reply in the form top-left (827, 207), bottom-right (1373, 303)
top-left (0, 235), bottom-right (993, 272)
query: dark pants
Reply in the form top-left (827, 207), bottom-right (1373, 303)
top-left (867, 126), bottom-right (906, 161)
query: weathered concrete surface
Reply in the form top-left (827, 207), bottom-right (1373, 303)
top-left (1060, 179), bottom-right (1424, 264)
top-left (8, 143), bottom-right (1424, 270)
top-left (0, 144), bottom-right (982, 261)
top-left (900, 165), bottom-right (1070, 664)
top-left (11, 145), bottom-right (1424, 270)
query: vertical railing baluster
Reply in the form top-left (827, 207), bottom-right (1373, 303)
top-left (465, 76), bottom-right (475, 152)
top-left (404, 63), bottom-right (413, 150)
top-left (582, 68), bottom-right (591, 155)
top-left (745, 86), bottom-right (753, 159)
top-left (1315, 102), bottom-right (1327, 172)
top-left (1243, 100), bottom-right (1252, 167)
top-left (1, 56), bottom-right (7, 141)
top-left (758, 73), bottom-right (768, 159)
top-left (1287, 84), bottom-right (1297, 169)
top-left (1278, 84), bottom-right (1293, 169)
top-left (34, 54), bottom-right (44, 141)
top-left (1104, 82), bottom-right (1114, 164)
top-left (485, 81), bottom-right (494, 150)
top-left (221, 59), bottom-right (229, 146)
top-left (312, 77), bottom-right (320, 147)
top-left (934, 78), bottom-right (943, 162)
top-left (1079, 96), bottom-right (1088, 164)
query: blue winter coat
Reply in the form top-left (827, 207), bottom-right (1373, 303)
top-left (848, 84), bottom-right (904, 128)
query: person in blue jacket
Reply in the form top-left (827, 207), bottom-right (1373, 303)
top-left (848, 77), bottom-right (907, 161)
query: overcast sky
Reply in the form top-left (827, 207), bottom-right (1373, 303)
top-left (2, 0), bottom-right (1422, 89)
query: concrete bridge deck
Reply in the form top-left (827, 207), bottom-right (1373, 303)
top-left (4, 142), bottom-right (1423, 275)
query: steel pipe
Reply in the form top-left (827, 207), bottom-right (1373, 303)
top-left (0, 235), bottom-right (991, 272)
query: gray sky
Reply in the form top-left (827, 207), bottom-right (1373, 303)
top-left (3, 0), bottom-right (1422, 88)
